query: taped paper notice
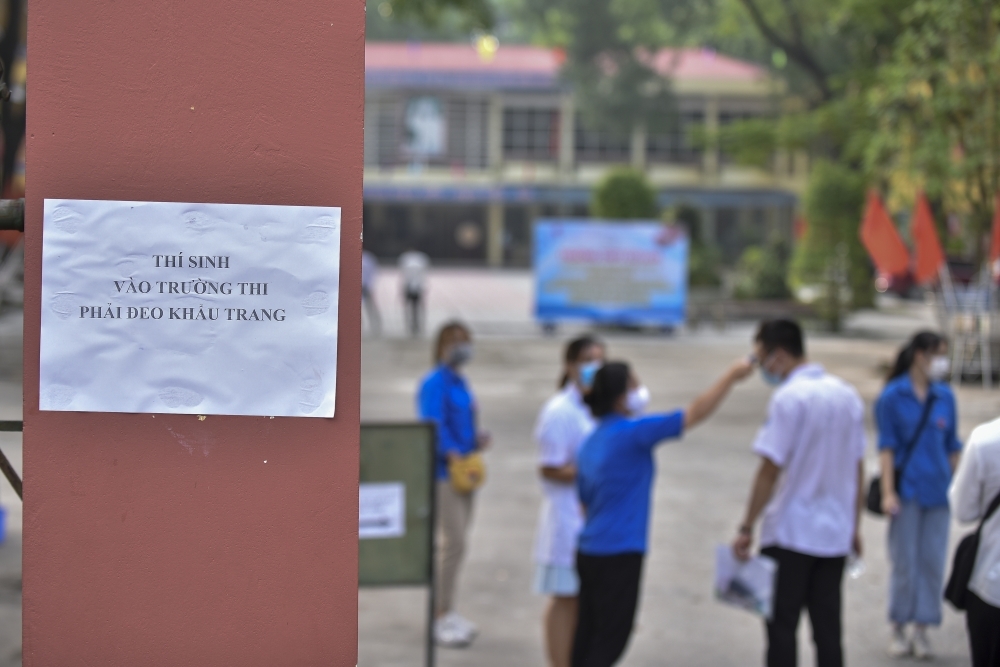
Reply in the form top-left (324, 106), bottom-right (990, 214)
top-left (359, 482), bottom-right (406, 539)
top-left (40, 199), bottom-right (342, 417)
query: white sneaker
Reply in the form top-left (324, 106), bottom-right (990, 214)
top-left (888, 626), bottom-right (911, 658)
top-left (913, 626), bottom-right (932, 660)
top-left (449, 613), bottom-right (478, 638)
top-left (434, 612), bottom-right (475, 648)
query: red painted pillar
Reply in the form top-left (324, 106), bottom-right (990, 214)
top-left (23, 2), bottom-right (363, 665)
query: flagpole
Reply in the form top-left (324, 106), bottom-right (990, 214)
top-left (980, 263), bottom-right (992, 389)
top-left (939, 264), bottom-right (960, 385)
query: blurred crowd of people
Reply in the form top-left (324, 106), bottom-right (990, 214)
top-left (414, 319), bottom-right (1000, 667)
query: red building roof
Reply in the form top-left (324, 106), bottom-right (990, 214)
top-left (365, 42), bottom-right (769, 89)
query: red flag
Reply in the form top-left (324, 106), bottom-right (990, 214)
top-left (990, 193), bottom-right (1000, 265)
top-left (860, 190), bottom-right (910, 276)
top-left (793, 215), bottom-right (807, 241)
top-left (911, 192), bottom-right (945, 284)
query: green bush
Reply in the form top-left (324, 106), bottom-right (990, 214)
top-left (591, 167), bottom-right (658, 219)
top-left (733, 236), bottom-right (792, 300)
top-left (689, 243), bottom-right (723, 288)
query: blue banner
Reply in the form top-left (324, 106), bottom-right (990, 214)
top-left (534, 220), bottom-right (688, 326)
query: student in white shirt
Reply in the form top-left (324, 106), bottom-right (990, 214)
top-left (950, 416), bottom-right (1000, 667)
top-left (732, 320), bottom-right (866, 667)
top-left (398, 249), bottom-right (429, 337)
top-left (533, 335), bottom-right (605, 667)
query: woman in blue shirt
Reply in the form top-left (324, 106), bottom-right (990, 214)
top-left (418, 320), bottom-right (490, 648)
top-left (876, 331), bottom-right (961, 659)
top-left (572, 357), bottom-right (753, 667)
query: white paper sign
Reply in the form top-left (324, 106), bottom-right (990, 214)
top-left (40, 199), bottom-right (341, 417)
top-left (359, 482), bottom-right (406, 539)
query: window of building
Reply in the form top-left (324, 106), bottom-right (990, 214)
top-left (574, 116), bottom-right (630, 163)
top-left (503, 108), bottom-right (559, 161)
top-left (647, 111), bottom-right (704, 164)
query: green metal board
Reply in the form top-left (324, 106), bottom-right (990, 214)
top-left (359, 422), bottom-right (435, 587)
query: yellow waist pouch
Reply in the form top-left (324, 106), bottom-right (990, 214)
top-left (449, 452), bottom-right (486, 494)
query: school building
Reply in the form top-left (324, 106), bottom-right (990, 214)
top-left (363, 42), bottom-right (805, 266)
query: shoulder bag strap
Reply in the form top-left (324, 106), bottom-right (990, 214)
top-left (978, 489), bottom-right (1000, 535)
top-left (897, 394), bottom-right (937, 478)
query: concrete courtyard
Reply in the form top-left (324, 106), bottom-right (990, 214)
top-left (359, 326), bottom-right (995, 667)
top-left (0, 269), bottom-right (995, 666)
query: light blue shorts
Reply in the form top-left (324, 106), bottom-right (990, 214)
top-left (533, 564), bottom-right (580, 597)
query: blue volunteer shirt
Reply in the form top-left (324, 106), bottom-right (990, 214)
top-left (417, 365), bottom-right (478, 480)
top-left (576, 411), bottom-right (685, 555)
top-left (876, 375), bottom-right (961, 508)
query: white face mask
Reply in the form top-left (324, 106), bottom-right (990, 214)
top-left (928, 355), bottom-right (950, 382)
top-left (625, 386), bottom-right (650, 415)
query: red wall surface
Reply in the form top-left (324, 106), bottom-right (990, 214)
top-left (23, 2), bottom-right (363, 665)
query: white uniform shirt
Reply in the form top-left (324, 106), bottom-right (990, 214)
top-left (398, 250), bottom-right (429, 294)
top-left (533, 384), bottom-right (595, 568)
top-left (950, 416), bottom-right (1000, 607)
top-left (753, 363), bottom-right (866, 558)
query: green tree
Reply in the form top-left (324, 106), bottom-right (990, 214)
top-left (865, 0), bottom-right (1000, 262)
top-left (370, 0), bottom-right (496, 33)
top-left (591, 167), bottom-right (658, 219)
top-left (790, 161), bottom-right (872, 327)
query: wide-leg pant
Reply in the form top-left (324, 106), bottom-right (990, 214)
top-left (887, 501), bottom-right (950, 626)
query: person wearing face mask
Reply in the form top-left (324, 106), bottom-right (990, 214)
top-left (417, 320), bottom-right (491, 647)
top-left (876, 331), bottom-right (961, 659)
top-left (572, 356), bottom-right (753, 667)
top-left (732, 319), bottom-right (867, 667)
top-left (532, 335), bottom-right (606, 667)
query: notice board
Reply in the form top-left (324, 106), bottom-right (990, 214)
top-left (534, 219), bottom-right (689, 327)
top-left (359, 423), bottom-right (435, 587)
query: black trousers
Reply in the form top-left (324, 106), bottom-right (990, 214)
top-left (404, 289), bottom-right (422, 337)
top-left (967, 592), bottom-right (1000, 667)
top-left (761, 546), bottom-right (845, 667)
top-left (571, 552), bottom-right (644, 667)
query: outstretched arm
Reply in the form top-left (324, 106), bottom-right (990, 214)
top-left (684, 358), bottom-right (755, 430)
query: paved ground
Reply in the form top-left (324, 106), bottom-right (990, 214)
top-left (0, 269), bottom-right (992, 666)
top-left (0, 309), bottom-right (23, 667)
top-left (359, 328), bottom-right (995, 667)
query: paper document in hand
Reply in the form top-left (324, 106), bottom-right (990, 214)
top-left (714, 545), bottom-right (777, 620)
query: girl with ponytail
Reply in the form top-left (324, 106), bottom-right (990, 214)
top-left (876, 331), bottom-right (962, 659)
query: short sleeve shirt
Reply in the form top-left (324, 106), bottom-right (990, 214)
top-left (877, 375), bottom-right (961, 508)
top-left (533, 385), bottom-right (595, 567)
top-left (417, 365), bottom-right (478, 479)
top-left (577, 411), bottom-right (685, 556)
top-left (753, 364), bottom-right (866, 558)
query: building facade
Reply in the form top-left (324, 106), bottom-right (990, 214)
top-left (363, 42), bottom-right (805, 266)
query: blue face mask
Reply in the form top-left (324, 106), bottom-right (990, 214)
top-left (760, 355), bottom-right (784, 386)
top-left (578, 361), bottom-right (601, 389)
top-left (761, 367), bottom-right (784, 387)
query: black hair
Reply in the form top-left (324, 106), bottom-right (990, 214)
top-left (558, 335), bottom-right (604, 388)
top-left (755, 319), bottom-right (804, 359)
top-left (888, 331), bottom-right (945, 381)
top-left (583, 361), bottom-right (630, 418)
